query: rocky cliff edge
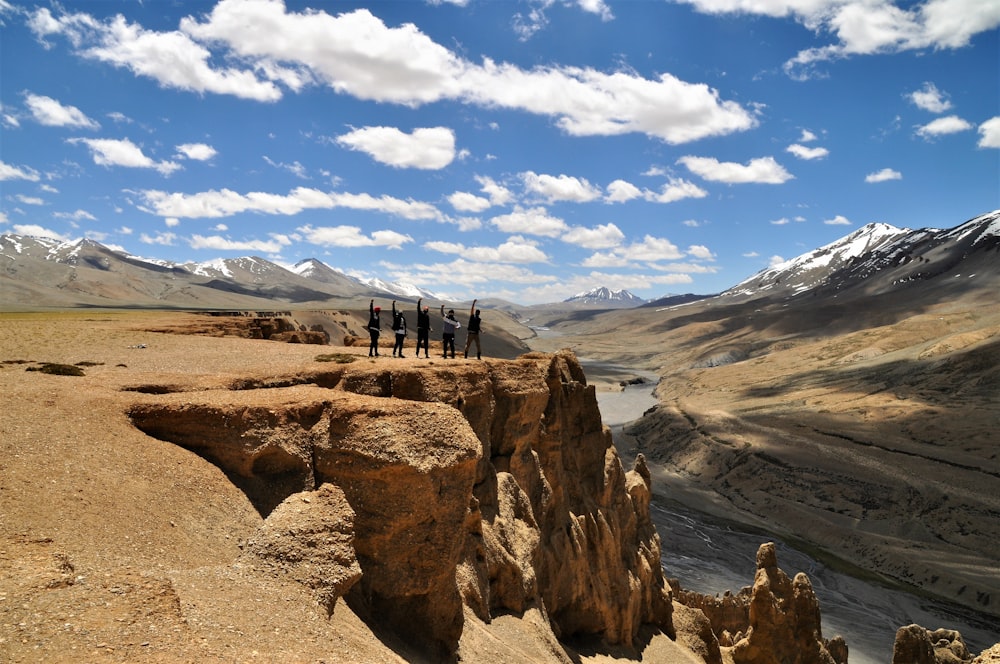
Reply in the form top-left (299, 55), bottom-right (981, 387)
top-left (127, 350), bottom-right (673, 659)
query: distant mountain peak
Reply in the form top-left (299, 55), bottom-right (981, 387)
top-left (565, 287), bottom-right (644, 307)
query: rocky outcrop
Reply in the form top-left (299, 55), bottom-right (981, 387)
top-left (891, 624), bottom-right (973, 664)
top-left (673, 542), bottom-right (847, 664)
top-left (127, 351), bottom-right (671, 659)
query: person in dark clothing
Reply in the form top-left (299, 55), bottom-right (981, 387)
top-left (391, 300), bottom-right (407, 358)
top-left (367, 299), bottom-right (381, 357)
top-left (464, 298), bottom-right (482, 359)
top-left (440, 305), bottom-right (461, 358)
top-left (416, 298), bottom-right (431, 358)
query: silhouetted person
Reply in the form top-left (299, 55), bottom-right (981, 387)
top-left (440, 305), bottom-right (461, 358)
top-left (391, 300), bottom-right (407, 358)
top-left (464, 299), bottom-right (482, 359)
top-left (416, 298), bottom-right (431, 358)
top-left (367, 299), bottom-right (381, 357)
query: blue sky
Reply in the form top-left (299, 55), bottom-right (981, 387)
top-left (1, 0), bottom-right (998, 304)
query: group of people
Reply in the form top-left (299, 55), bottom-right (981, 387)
top-left (367, 298), bottom-right (483, 360)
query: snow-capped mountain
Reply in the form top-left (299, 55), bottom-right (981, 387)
top-left (360, 277), bottom-right (444, 301)
top-left (564, 287), bottom-right (645, 307)
top-left (725, 210), bottom-right (1000, 302)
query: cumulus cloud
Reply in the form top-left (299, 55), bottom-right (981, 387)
top-left (647, 178), bottom-right (709, 202)
top-left (476, 175), bottom-right (514, 206)
top-left (521, 171), bottom-right (602, 203)
top-left (799, 129), bottom-right (818, 142)
top-left (176, 142), bottom-right (218, 160)
top-left (68, 137), bottom-right (181, 175)
top-left (23, 92), bottom-right (99, 129)
top-left (978, 117), bottom-right (1000, 149)
top-left (908, 82), bottom-right (952, 113)
top-left (865, 167), bottom-right (902, 183)
top-left (30, 3), bottom-right (756, 144)
top-left (448, 191), bottom-right (492, 213)
top-left (189, 233), bottom-right (291, 252)
top-left (605, 179), bottom-right (643, 203)
top-left (139, 231), bottom-right (177, 245)
top-left (337, 126), bottom-right (457, 170)
top-left (0, 160), bottom-right (41, 181)
top-left (561, 222), bottom-right (626, 249)
top-left (677, 155), bottom-right (794, 184)
top-left (12, 224), bottom-right (71, 241)
top-left (675, 0), bottom-right (1000, 79)
top-left (424, 235), bottom-right (548, 263)
top-left (490, 206), bottom-right (568, 237)
top-left (915, 115), bottom-right (973, 140)
top-left (687, 244), bottom-right (715, 260)
top-left (14, 194), bottom-right (45, 206)
top-left (582, 234), bottom-right (685, 267)
top-left (138, 186), bottom-right (442, 221)
top-left (297, 224), bottom-right (413, 249)
top-left (786, 143), bottom-right (829, 160)
top-left (824, 215), bottom-right (852, 225)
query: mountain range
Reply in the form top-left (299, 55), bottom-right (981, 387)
top-left (2, 209), bottom-right (998, 310)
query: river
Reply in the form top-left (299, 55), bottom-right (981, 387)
top-left (590, 365), bottom-right (999, 663)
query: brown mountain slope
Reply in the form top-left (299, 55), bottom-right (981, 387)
top-left (527, 284), bottom-right (1000, 621)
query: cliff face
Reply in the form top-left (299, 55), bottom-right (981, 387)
top-left (127, 350), bottom-right (672, 658)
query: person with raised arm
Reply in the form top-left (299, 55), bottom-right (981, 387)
top-left (391, 300), bottom-right (407, 358)
top-left (464, 299), bottom-right (482, 359)
top-left (416, 298), bottom-right (431, 358)
top-left (440, 305), bottom-right (461, 359)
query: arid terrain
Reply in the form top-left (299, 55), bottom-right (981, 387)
top-left (2, 305), bottom-right (999, 663)
top-left (527, 288), bottom-right (1000, 629)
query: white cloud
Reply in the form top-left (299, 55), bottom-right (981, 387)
top-left (176, 142), bottom-right (218, 160)
top-left (583, 234), bottom-right (685, 267)
top-left (337, 126), bottom-right (457, 170)
top-left (448, 191), bottom-right (492, 213)
top-left (605, 179), bottom-right (643, 203)
top-left (908, 82), bottom-right (952, 113)
top-left (29, 7), bottom-right (282, 101)
top-left (915, 115), bottom-right (973, 140)
top-left (0, 161), bottom-right (41, 181)
top-left (865, 168), bottom-right (902, 183)
top-left (771, 218), bottom-right (790, 225)
top-left (646, 178), bottom-right (709, 203)
top-left (139, 231), bottom-right (177, 245)
top-left (188, 233), bottom-right (291, 253)
top-left (824, 215), bottom-right (852, 225)
top-left (677, 155), bottom-right (794, 184)
top-left (23, 92), bottom-right (99, 129)
top-left (977, 117), bottom-right (1000, 148)
top-left (164, 217), bottom-right (180, 227)
top-left (297, 224), bottom-right (413, 249)
top-left (53, 209), bottom-right (97, 221)
top-left (68, 137), bottom-right (181, 175)
top-left (263, 156), bottom-right (308, 178)
top-left (34, 3), bottom-right (755, 145)
top-left (12, 224), bottom-right (70, 241)
top-left (521, 171), bottom-right (602, 203)
top-left (676, 0), bottom-right (1000, 79)
top-left (786, 143), bottom-right (829, 160)
top-left (139, 187), bottom-right (442, 221)
top-left (561, 223), bottom-right (626, 249)
top-left (14, 194), bottom-right (45, 205)
top-left (490, 206), bottom-right (568, 237)
top-left (799, 129), bottom-right (818, 142)
top-left (476, 175), bottom-right (514, 206)
top-left (424, 235), bottom-right (548, 263)
top-left (687, 244), bottom-right (715, 260)
top-left (768, 254), bottom-right (785, 267)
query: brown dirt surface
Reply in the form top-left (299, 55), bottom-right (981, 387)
top-left (0, 310), bottom-right (683, 663)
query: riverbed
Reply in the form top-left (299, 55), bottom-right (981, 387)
top-left (592, 370), bottom-right (998, 663)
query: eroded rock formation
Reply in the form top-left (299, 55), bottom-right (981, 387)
top-left (892, 624), bottom-right (974, 664)
top-left (127, 350), bottom-right (672, 659)
top-left (673, 542), bottom-right (847, 664)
